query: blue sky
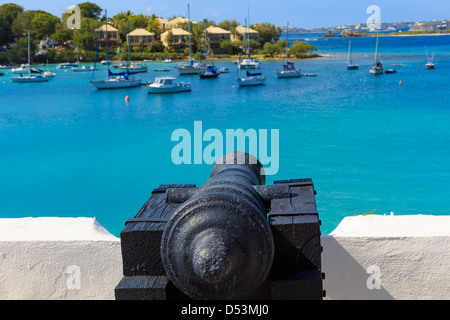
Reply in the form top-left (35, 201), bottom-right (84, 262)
top-left (3, 0), bottom-right (450, 29)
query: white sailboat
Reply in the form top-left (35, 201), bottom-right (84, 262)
top-left (370, 32), bottom-right (383, 75)
top-left (43, 59), bottom-right (56, 78)
top-left (11, 31), bottom-right (48, 83)
top-left (90, 11), bottom-right (141, 89)
top-left (276, 22), bottom-right (301, 78)
top-left (347, 37), bottom-right (359, 70)
top-left (238, 10), bottom-right (260, 70)
top-left (175, 4), bottom-right (206, 75)
top-left (235, 17), bottom-right (265, 87)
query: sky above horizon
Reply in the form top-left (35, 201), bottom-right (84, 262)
top-left (3, 0), bottom-right (450, 29)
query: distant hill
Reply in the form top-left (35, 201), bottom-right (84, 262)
top-left (283, 19), bottom-right (450, 34)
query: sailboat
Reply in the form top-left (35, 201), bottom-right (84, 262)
top-left (276, 22), bottom-right (301, 78)
top-left (346, 37), bottom-right (359, 70)
top-left (11, 31), bottom-right (48, 83)
top-left (43, 59), bottom-right (56, 78)
top-left (199, 23), bottom-right (220, 79)
top-left (175, 4), bottom-right (206, 75)
top-left (57, 50), bottom-right (79, 69)
top-left (235, 18), bottom-right (265, 87)
top-left (425, 49), bottom-right (435, 69)
top-left (238, 10), bottom-right (260, 70)
top-left (369, 32), bottom-right (383, 75)
top-left (90, 11), bottom-right (141, 89)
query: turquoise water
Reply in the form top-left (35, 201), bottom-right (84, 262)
top-left (1, 35), bottom-right (449, 236)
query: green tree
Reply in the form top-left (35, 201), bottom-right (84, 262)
top-left (252, 22), bottom-right (282, 44)
top-left (30, 12), bottom-right (60, 40)
top-left (0, 2), bottom-right (24, 44)
top-left (52, 27), bottom-right (72, 44)
top-left (73, 17), bottom-right (101, 50)
top-left (78, 2), bottom-right (102, 20)
top-left (7, 35), bottom-right (36, 64)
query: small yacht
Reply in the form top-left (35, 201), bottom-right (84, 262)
top-left (72, 65), bottom-right (95, 72)
top-left (425, 50), bottom-right (435, 69)
top-left (347, 37), bottom-right (359, 70)
top-left (147, 77), bottom-right (191, 93)
top-left (10, 32), bottom-right (48, 83)
top-left (101, 60), bottom-right (112, 65)
top-left (238, 57), bottom-right (260, 69)
top-left (236, 70), bottom-right (265, 87)
top-left (199, 65), bottom-right (220, 79)
top-left (370, 33), bottom-right (383, 75)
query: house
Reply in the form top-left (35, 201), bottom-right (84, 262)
top-left (160, 28), bottom-right (190, 47)
top-left (94, 24), bottom-right (120, 49)
top-left (126, 28), bottom-right (155, 46)
top-left (206, 26), bottom-right (231, 48)
top-left (231, 25), bottom-right (259, 42)
top-left (165, 16), bottom-right (197, 30)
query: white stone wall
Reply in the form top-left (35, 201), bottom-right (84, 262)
top-left (321, 215), bottom-right (450, 300)
top-left (0, 218), bottom-right (122, 300)
top-left (0, 215), bottom-right (449, 300)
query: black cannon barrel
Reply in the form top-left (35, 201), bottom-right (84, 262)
top-left (160, 152), bottom-right (275, 300)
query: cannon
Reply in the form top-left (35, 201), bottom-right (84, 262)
top-left (115, 152), bottom-right (324, 300)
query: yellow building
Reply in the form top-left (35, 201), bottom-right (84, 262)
top-left (126, 28), bottom-right (155, 46)
top-left (206, 26), bottom-right (231, 47)
top-left (231, 25), bottom-right (259, 42)
top-left (160, 28), bottom-right (190, 47)
top-left (94, 24), bottom-right (120, 49)
top-left (166, 16), bottom-right (197, 30)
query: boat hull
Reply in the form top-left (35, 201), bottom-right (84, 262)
top-left (147, 85), bottom-right (191, 93)
top-left (236, 77), bottom-right (265, 87)
top-left (175, 66), bottom-right (206, 75)
top-left (90, 79), bottom-right (141, 89)
top-left (11, 76), bottom-right (48, 83)
top-left (347, 65), bottom-right (359, 70)
top-left (276, 71), bottom-right (301, 78)
top-left (370, 67), bottom-right (384, 75)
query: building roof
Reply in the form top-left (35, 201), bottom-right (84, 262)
top-left (206, 26), bottom-right (231, 34)
top-left (166, 16), bottom-right (197, 26)
top-left (127, 28), bottom-right (154, 36)
top-left (161, 28), bottom-right (190, 36)
top-left (95, 24), bottom-right (119, 32)
top-left (235, 25), bottom-right (258, 34)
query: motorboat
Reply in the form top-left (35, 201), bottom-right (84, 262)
top-left (238, 57), bottom-right (260, 69)
top-left (147, 77), bottom-right (191, 93)
top-left (72, 65), bottom-right (95, 72)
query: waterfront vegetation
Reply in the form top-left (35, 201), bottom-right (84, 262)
top-left (0, 2), bottom-right (318, 65)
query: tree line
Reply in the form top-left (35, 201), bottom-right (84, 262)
top-left (0, 2), bottom-right (317, 64)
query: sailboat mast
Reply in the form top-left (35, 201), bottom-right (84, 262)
top-left (105, 10), bottom-right (110, 77)
top-left (188, 4), bottom-right (191, 62)
top-left (374, 32), bottom-right (379, 64)
top-left (247, 8), bottom-right (250, 58)
top-left (348, 37), bottom-right (352, 65)
top-left (286, 22), bottom-right (289, 63)
top-left (27, 31), bottom-right (30, 77)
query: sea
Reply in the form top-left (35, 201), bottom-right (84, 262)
top-left (0, 33), bottom-right (449, 236)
